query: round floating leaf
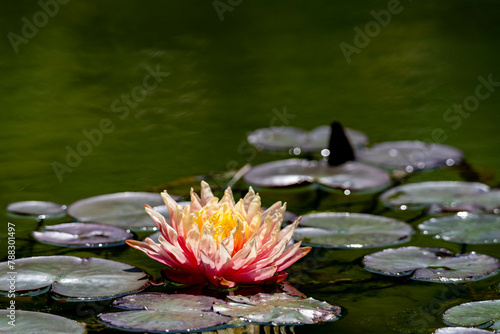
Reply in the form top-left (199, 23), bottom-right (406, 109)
top-left (357, 141), bottom-right (463, 171)
top-left (363, 247), bottom-right (500, 282)
top-left (244, 159), bottom-right (391, 193)
top-left (419, 214), bottom-right (500, 244)
top-left (293, 212), bottom-right (413, 248)
top-left (213, 293), bottom-right (341, 325)
top-left (434, 328), bottom-right (495, 334)
top-left (0, 310), bottom-right (86, 334)
top-left (443, 300), bottom-right (500, 330)
top-left (99, 293), bottom-right (231, 333)
top-left (6, 201), bottom-right (67, 219)
top-left (0, 256), bottom-right (148, 301)
top-left (67, 192), bottom-right (180, 231)
top-left (247, 126), bottom-right (368, 153)
top-left (32, 223), bottom-right (134, 248)
top-left (380, 182), bottom-right (490, 212)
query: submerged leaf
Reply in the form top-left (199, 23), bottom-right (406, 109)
top-left (293, 212), bottom-right (413, 248)
top-left (213, 293), bottom-right (341, 325)
top-left (363, 247), bottom-right (500, 282)
top-left (0, 256), bottom-right (148, 301)
top-left (443, 300), bottom-right (500, 330)
top-left (0, 310), bottom-right (86, 334)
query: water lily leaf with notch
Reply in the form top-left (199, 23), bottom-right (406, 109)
top-left (213, 293), bottom-right (341, 325)
top-left (363, 247), bottom-right (500, 282)
top-left (0, 310), bottom-right (86, 334)
top-left (6, 200), bottom-right (67, 220)
top-left (419, 214), bottom-right (500, 244)
top-left (244, 159), bottom-right (390, 193)
top-left (443, 300), bottom-right (500, 330)
top-left (434, 327), bottom-right (495, 334)
top-left (380, 181), bottom-right (490, 212)
top-left (0, 256), bottom-right (148, 301)
top-left (32, 222), bottom-right (134, 248)
top-left (67, 192), bottom-right (181, 231)
top-left (357, 141), bottom-right (463, 171)
top-left (293, 212), bottom-right (413, 248)
top-left (99, 293), bottom-right (231, 333)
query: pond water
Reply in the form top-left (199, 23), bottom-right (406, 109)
top-left (1, 1), bottom-right (500, 333)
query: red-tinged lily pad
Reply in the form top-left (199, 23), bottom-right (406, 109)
top-left (247, 125), bottom-right (368, 153)
top-left (99, 293), bottom-right (231, 333)
top-left (434, 328), bottom-right (495, 334)
top-left (32, 223), bottom-right (134, 248)
top-left (293, 212), bottom-right (413, 248)
top-left (380, 181), bottom-right (491, 212)
top-left (0, 256), bottom-right (148, 301)
top-left (0, 310), bottom-right (86, 333)
top-left (363, 247), bottom-right (500, 282)
top-left (6, 201), bottom-right (67, 220)
top-left (213, 293), bottom-right (341, 325)
top-left (443, 300), bottom-right (500, 330)
top-left (357, 141), bottom-right (463, 172)
top-left (244, 159), bottom-right (391, 193)
top-left (67, 192), bottom-right (180, 231)
top-left (419, 213), bottom-right (500, 244)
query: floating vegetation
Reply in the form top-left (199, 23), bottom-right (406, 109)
top-left (0, 310), bottom-right (86, 334)
top-left (442, 300), bottom-right (500, 330)
top-left (6, 200), bottom-right (67, 220)
top-left (434, 328), bottom-right (495, 334)
top-left (99, 293), bottom-right (231, 333)
top-left (379, 181), bottom-right (491, 213)
top-left (356, 141), bottom-right (463, 172)
top-left (213, 293), bottom-right (341, 325)
top-left (244, 159), bottom-right (391, 193)
top-left (67, 192), bottom-right (181, 231)
top-left (0, 256), bottom-right (149, 301)
top-left (363, 246), bottom-right (500, 282)
top-left (292, 212), bottom-right (413, 248)
top-left (32, 222), bottom-right (134, 248)
top-left (419, 213), bottom-right (500, 244)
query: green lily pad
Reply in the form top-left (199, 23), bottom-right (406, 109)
top-left (380, 181), bottom-right (490, 212)
top-left (357, 141), bottom-right (463, 171)
top-left (67, 192), bottom-right (180, 231)
top-left (6, 201), bottom-right (67, 220)
top-left (293, 212), bottom-right (413, 248)
top-left (244, 159), bottom-right (391, 193)
top-left (32, 223), bottom-right (134, 248)
top-left (434, 328), bottom-right (495, 334)
top-left (363, 247), bottom-right (500, 282)
top-left (419, 214), bottom-right (500, 244)
top-left (443, 300), bottom-right (500, 330)
top-left (0, 310), bottom-right (86, 333)
top-left (0, 256), bottom-right (148, 301)
top-left (213, 293), bottom-right (341, 325)
top-left (99, 293), bottom-right (231, 333)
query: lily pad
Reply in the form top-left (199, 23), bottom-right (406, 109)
top-left (434, 328), bottom-right (495, 334)
top-left (213, 293), bottom-right (341, 325)
top-left (32, 223), bottom-right (134, 248)
top-left (443, 300), bottom-right (500, 330)
top-left (99, 293), bottom-right (231, 333)
top-left (6, 201), bottom-right (67, 219)
top-left (380, 181), bottom-right (491, 212)
top-left (419, 214), bottom-right (500, 244)
top-left (0, 256), bottom-right (148, 301)
top-left (292, 212), bottom-right (413, 248)
top-left (0, 310), bottom-right (86, 334)
top-left (247, 125), bottom-right (368, 153)
top-left (67, 192), bottom-right (181, 231)
top-left (357, 141), bottom-right (463, 171)
top-left (363, 247), bottom-right (500, 282)
top-left (244, 159), bottom-right (391, 193)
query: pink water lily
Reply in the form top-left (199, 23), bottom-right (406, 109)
top-left (127, 181), bottom-right (311, 288)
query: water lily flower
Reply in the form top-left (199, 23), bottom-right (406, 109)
top-left (126, 181), bottom-right (311, 288)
